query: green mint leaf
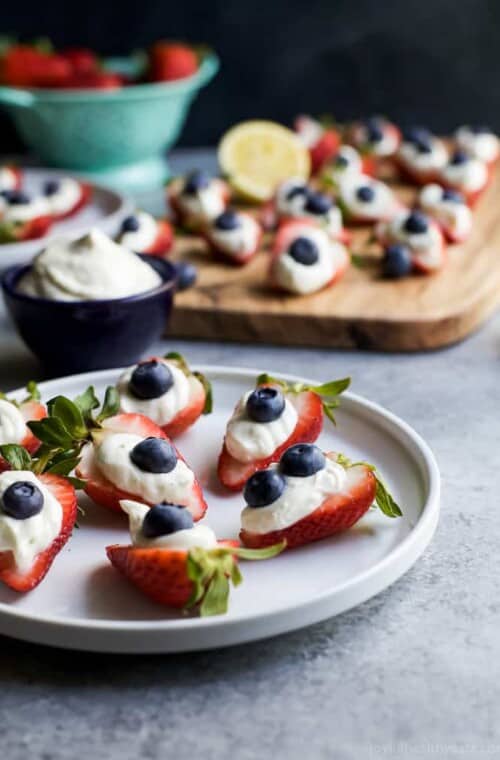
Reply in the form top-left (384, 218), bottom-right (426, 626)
top-left (375, 476), bottom-right (402, 518)
top-left (47, 396), bottom-right (87, 440)
top-left (194, 371), bottom-right (213, 415)
top-left (73, 386), bottom-right (100, 424)
top-left (0, 444), bottom-right (32, 471)
top-left (28, 418), bottom-right (74, 449)
top-left (96, 386), bottom-right (120, 424)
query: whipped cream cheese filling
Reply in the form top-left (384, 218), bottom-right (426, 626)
top-left (275, 179), bottom-right (309, 217)
top-left (385, 211), bottom-right (442, 252)
top-left (0, 399), bottom-right (27, 445)
top-left (339, 176), bottom-right (398, 219)
top-left (93, 433), bottom-right (195, 505)
top-left (241, 456), bottom-right (360, 534)
top-left (273, 228), bottom-right (345, 295)
top-left (209, 214), bottom-right (260, 257)
top-left (325, 145), bottom-right (363, 182)
top-left (3, 195), bottom-right (50, 223)
top-left (45, 177), bottom-right (82, 216)
top-left (117, 361), bottom-right (192, 425)
top-left (441, 158), bottom-right (487, 192)
top-left (0, 470), bottom-right (62, 572)
top-left (419, 184), bottom-right (472, 238)
top-left (295, 118), bottom-right (324, 149)
top-left (121, 500), bottom-right (217, 550)
top-left (398, 138), bottom-right (448, 172)
top-left (18, 228), bottom-right (161, 301)
top-left (455, 127), bottom-right (499, 163)
top-left (352, 123), bottom-right (399, 157)
top-left (225, 391), bottom-right (298, 462)
top-left (178, 179), bottom-right (226, 222)
top-left (118, 211), bottom-right (158, 252)
top-left (0, 167), bottom-right (18, 192)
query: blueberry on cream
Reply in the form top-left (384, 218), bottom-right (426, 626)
top-left (0, 399), bottom-right (28, 446)
top-left (117, 358), bottom-right (201, 427)
top-left (240, 444), bottom-right (349, 534)
top-left (350, 116), bottom-right (400, 157)
top-left (419, 183), bottom-right (472, 241)
top-left (397, 128), bottom-right (448, 176)
top-left (274, 181), bottom-right (343, 238)
top-left (440, 151), bottom-right (488, 194)
top-left (120, 500), bottom-right (217, 550)
top-left (454, 125), bottom-right (499, 164)
top-left (338, 176), bottom-right (399, 221)
top-left (169, 169), bottom-right (227, 226)
top-left (118, 211), bottom-right (159, 252)
top-left (207, 209), bottom-right (261, 260)
top-left (0, 470), bottom-right (62, 572)
top-left (43, 177), bottom-right (83, 217)
top-left (272, 227), bottom-right (347, 295)
top-left (323, 145), bottom-right (364, 184)
top-left (225, 387), bottom-right (297, 463)
top-left (0, 190), bottom-right (49, 223)
top-left (377, 209), bottom-right (444, 272)
top-left (275, 178), bottom-right (309, 217)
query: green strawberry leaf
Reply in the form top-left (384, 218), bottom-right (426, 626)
top-left (194, 371), bottom-right (213, 415)
top-left (66, 476), bottom-right (86, 490)
top-left (73, 386), bottom-right (100, 424)
top-left (335, 454), bottom-right (402, 518)
top-left (28, 417), bottom-right (74, 449)
top-left (24, 381), bottom-right (41, 402)
top-left (96, 386), bottom-right (120, 424)
top-left (256, 373), bottom-right (350, 425)
top-left (0, 444), bottom-right (32, 471)
top-left (47, 396), bottom-right (87, 440)
top-left (45, 455), bottom-right (81, 478)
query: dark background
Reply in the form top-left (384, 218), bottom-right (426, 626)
top-left (0, 0), bottom-right (497, 150)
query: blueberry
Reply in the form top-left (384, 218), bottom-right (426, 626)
top-left (415, 138), bottom-right (432, 154)
top-left (130, 437), bottom-right (177, 474)
top-left (246, 387), bottom-right (285, 423)
top-left (174, 261), bottom-right (197, 291)
top-left (214, 210), bottom-right (240, 230)
top-left (1, 189), bottom-right (30, 205)
top-left (288, 237), bottom-right (319, 266)
top-left (286, 184), bottom-right (307, 201)
top-left (43, 179), bottom-right (60, 196)
top-left (356, 185), bottom-right (375, 203)
top-left (383, 244), bottom-right (413, 278)
top-left (2, 481), bottom-right (44, 520)
top-left (404, 210), bottom-right (428, 234)
top-left (442, 188), bottom-right (464, 203)
top-left (129, 359), bottom-right (173, 400)
top-left (335, 154), bottom-right (349, 168)
top-left (304, 191), bottom-right (332, 215)
top-left (244, 469), bottom-right (286, 508)
top-left (121, 215), bottom-right (140, 233)
top-left (365, 118), bottom-right (383, 143)
top-left (280, 443), bottom-right (326, 477)
top-left (184, 169), bottom-right (210, 194)
top-left (450, 150), bottom-right (469, 165)
top-left (142, 502), bottom-right (194, 538)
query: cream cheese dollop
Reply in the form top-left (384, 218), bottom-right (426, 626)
top-left (118, 211), bottom-right (158, 252)
top-left (338, 175), bottom-right (399, 220)
top-left (273, 227), bottom-right (346, 295)
top-left (0, 470), bottom-right (62, 572)
top-left (120, 500), bottom-right (217, 550)
top-left (209, 214), bottom-right (260, 258)
top-left (2, 195), bottom-right (50, 223)
top-left (117, 360), bottom-right (193, 426)
top-left (397, 138), bottom-right (448, 172)
top-left (44, 177), bottom-right (82, 216)
top-left (441, 158), bottom-right (487, 192)
top-left (177, 179), bottom-right (226, 223)
top-left (419, 184), bottom-right (472, 239)
top-left (455, 126), bottom-right (499, 164)
top-left (18, 228), bottom-right (162, 301)
top-left (225, 390), bottom-right (298, 463)
top-left (0, 400), bottom-right (27, 446)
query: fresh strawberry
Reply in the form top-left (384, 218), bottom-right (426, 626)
top-left (60, 71), bottom-right (123, 90)
top-left (76, 413), bottom-right (207, 519)
top-left (294, 115), bottom-right (341, 174)
top-left (33, 54), bottom-right (73, 87)
top-left (142, 219), bottom-right (174, 256)
top-left (204, 210), bottom-right (263, 266)
top-left (0, 399), bottom-right (47, 474)
top-left (149, 42), bottom-right (199, 82)
top-left (0, 473), bottom-right (77, 592)
top-left (61, 47), bottom-right (98, 76)
top-left (217, 374), bottom-right (350, 491)
top-left (1, 45), bottom-right (46, 87)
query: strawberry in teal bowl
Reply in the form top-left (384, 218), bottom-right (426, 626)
top-left (0, 43), bottom-right (219, 192)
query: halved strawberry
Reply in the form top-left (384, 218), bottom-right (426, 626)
top-left (142, 219), bottom-right (174, 256)
top-left (52, 181), bottom-right (92, 221)
top-left (0, 400), bottom-right (47, 473)
top-left (376, 214), bottom-right (447, 275)
top-left (204, 212), bottom-right (263, 266)
top-left (167, 177), bottom-right (230, 230)
top-left (0, 473), bottom-right (77, 592)
top-left (240, 458), bottom-right (377, 550)
top-left (294, 115), bottom-right (341, 174)
top-left (76, 413), bottom-right (207, 519)
top-left (218, 389), bottom-right (323, 491)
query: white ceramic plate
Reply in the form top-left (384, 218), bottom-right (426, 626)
top-left (0, 168), bottom-right (133, 270)
top-left (0, 366), bottom-right (440, 653)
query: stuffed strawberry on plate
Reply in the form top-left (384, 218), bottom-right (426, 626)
top-left (117, 211), bottom-right (174, 257)
top-left (0, 165), bottom-right (21, 193)
top-left (116, 353), bottom-right (212, 439)
top-left (0, 189), bottom-right (53, 243)
top-left (293, 114), bottom-right (341, 174)
top-left (217, 373), bottom-right (350, 491)
top-left (395, 127), bottom-right (448, 185)
top-left (418, 184), bottom-right (472, 243)
top-left (42, 177), bottom-right (92, 220)
top-left (376, 209), bottom-right (446, 274)
top-left (107, 500), bottom-right (283, 615)
top-left (347, 116), bottom-right (401, 159)
top-left (240, 444), bottom-right (401, 550)
top-left (437, 150), bottom-right (489, 207)
top-left (454, 125), bottom-right (499, 166)
top-left (0, 383), bottom-right (46, 470)
top-left (167, 169), bottom-right (229, 231)
top-left (0, 460), bottom-right (77, 592)
top-left (337, 174), bottom-right (403, 224)
top-left (204, 209), bottom-right (263, 265)
top-left (270, 221), bottom-right (350, 295)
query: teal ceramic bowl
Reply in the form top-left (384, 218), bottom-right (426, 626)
top-left (0, 53), bottom-right (219, 192)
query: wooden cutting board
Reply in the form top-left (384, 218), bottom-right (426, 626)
top-left (168, 169), bottom-right (500, 351)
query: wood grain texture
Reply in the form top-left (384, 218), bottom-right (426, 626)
top-left (168, 169), bottom-right (500, 351)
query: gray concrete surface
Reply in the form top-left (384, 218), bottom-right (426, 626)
top-left (0, 151), bottom-right (498, 760)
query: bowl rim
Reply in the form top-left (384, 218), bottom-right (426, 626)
top-left (1, 254), bottom-right (178, 307)
top-left (0, 53), bottom-right (219, 104)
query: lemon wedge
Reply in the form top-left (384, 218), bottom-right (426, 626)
top-left (218, 120), bottom-right (311, 202)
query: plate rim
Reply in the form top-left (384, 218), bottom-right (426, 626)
top-left (0, 364), bottom-right (440, 650)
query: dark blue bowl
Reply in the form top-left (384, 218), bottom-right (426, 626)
top-left (1, 255), bottom-right (177, 375)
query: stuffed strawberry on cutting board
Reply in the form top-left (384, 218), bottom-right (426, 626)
top-left (454, 125), bottom-right (499, 166)
top-left (115, 353), bottom-right (211, 439)
top-left (418, 184), bottom-right (472, 243)
top-left (0, 468), bottom-right (77, 592)
top-left (240, 444), bottom-right (401, 550)
top-left (204, 209), bottom-right (262, 265)
top-left (107, 500), bottom-right (283, 615)
top-left (167, 169), bottom-right (230, 231)
top-left (336, 174), bottom-right (403, 224)
top-left (116, 211), bottom-right (174, 257)
top-left (395, 127), bottom-right (448, 185)
top-left (437, 150), bottom-right (489, 207)
top-left (346, 116), bottom-right (401, 159)
top-left (217, 373), bottom-right (350, 491)
top-left (293, 115), bottom-right (341, 174)
top-left (376, 209), bottom-right (446, 274)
